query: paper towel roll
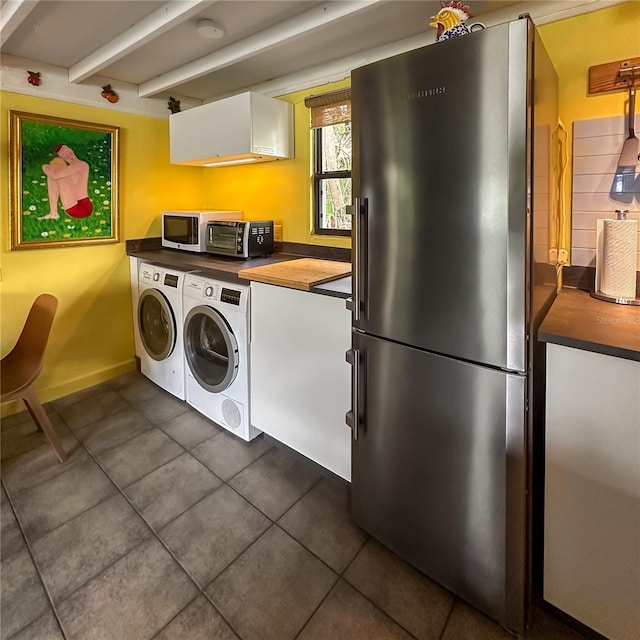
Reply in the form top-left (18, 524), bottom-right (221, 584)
top-left (600, 219), bottom-right (638, 299)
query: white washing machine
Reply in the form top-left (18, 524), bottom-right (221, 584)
top-left (182, 274), bottom-right (260, 441)
top-left (137, 263), bottom-right (192, 399)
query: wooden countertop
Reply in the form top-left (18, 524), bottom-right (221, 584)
top-left (238, 258), bottom-right (351, 291)
top-left (538, 288), bottom-right (640, 362)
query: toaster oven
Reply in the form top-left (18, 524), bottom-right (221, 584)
top-left (206, 220), bottom-right (274, 258)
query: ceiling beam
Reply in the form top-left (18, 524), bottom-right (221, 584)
top-left (138, 0), bottom-right (383, 98)
top-left (247, 0), bottom-right (627, 99)
top-left (68, 0), bottom-right (214, 84)
top-left (0, 0), bottom-right (39, 44)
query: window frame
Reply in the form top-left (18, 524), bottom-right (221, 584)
top-left (312, 126), bottom-right (352, 237)
top-left (305, 88), bottom-right (352, 237)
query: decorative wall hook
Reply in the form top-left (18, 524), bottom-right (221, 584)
top-left (167, 97), bottom-right (181, 114)
top-left (589, 56), bottom-right (640, 95)
top-left (27, 71), bottom-right (41, 86)
top-left (618, 62), bottom-right (640, 86)
top-left (100, 84), bottom-right (119, 103)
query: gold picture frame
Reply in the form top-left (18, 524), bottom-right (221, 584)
top-left (9, 111), bottom-right (120, 250)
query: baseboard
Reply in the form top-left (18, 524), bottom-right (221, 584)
top-left (0, 359), bottom-right (138, 418)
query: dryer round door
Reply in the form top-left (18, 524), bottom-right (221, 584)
top-left (184, 305), bottom-right (239, 393)
top-left (138, 288), bottom-right (177, 361)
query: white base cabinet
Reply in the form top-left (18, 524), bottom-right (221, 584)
top-left (249, 282), bottom-right (352, 480)
top-left (544, 343), bottom-right (640, 640)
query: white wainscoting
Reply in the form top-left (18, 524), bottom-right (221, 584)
top-left (572, 115), bottom-right (640, 269)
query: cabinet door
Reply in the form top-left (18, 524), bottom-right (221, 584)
top-left (250, 283), bottom-right (351, 480)
top-left (544, 344), bottom-right (640, 640)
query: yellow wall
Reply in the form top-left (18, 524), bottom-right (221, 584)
top-left (0, 92), bottom-right (204, 414)
top-left (2, 4), bottom-right (637, 413)
top-left (538, 2), bottom-right (640, 257)
top-left (202, 78), bottom-right (351, 249)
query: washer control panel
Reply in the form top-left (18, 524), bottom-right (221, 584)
top-left (139, 264), bottom-right (188, 289)
top-left (183, 275), bottom-right (248, 313)
top-left (220, 288), bottom-right (241, 306)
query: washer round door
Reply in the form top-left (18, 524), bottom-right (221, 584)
top-left (184, 306), bottom-right (239, 393)
top-left (138, 288), bottom-right (176, 361)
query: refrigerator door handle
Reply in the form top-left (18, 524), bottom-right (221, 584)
top-left (352, 197), bottom-right (361, 323)
top-left (345, 347), bottom-right (361, 440)
top-left (352, 197), bottom-right (367, 323)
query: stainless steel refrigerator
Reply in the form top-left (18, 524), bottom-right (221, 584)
top-left (347, 16), bottom-right (558, 635)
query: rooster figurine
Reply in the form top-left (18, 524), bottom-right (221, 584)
top-left (429, 1), bottom-right (485, 42)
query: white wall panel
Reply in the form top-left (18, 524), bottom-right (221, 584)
top-left (571, 115), bottom-right (640, 270)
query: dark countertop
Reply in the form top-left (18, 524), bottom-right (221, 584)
top-left (311, 275), bottom-right (352, 299)
top-left (538, 288), bottom-right (640, 362)
top-left (128, 247), bottom-right (296, 281)
top-left (127, 239), bottom-right (351, 299)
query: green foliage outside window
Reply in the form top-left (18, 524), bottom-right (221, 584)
top-left (313, 121), bottom-right (352, 235)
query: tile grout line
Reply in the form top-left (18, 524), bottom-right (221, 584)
top-left (288, 530), bottom-right (427, 640)
top-left (1, 400), bottom-right (152, 500)
top-left (436, 598), bottom-right (458, 640)
top-left (54, 440), bottom-right (245, 640)
top-left (72, 412), bottom-right (299, 640)
top-left (198, 524), bottom-right (278, 640)
top-left (83, 402), bottom-right (421, 640)
top-left (5, 377), bottom-right (424, 640)
top-left (4, 416), bottom-right (384, 640)
top-left (3, 384), bottom-right (280, 639)
top-left (7, 399), bottom-right (392, 640)
top-left (1, 404), bottom-right (143, 637)
top-left (0, 477), bottom-right (70, 640)
top-left (150, 454), bottom-right (327, 638)
top-left (107, 382), bottom-right (279, 507)
top-left (337, 537), bottom-right (453, 640)
top-left (289, 565), bottom-right (342, 640)
top-left (4, 376), bottom-right (589, 640)
top-left (3, 399), bottom-right (202, 635)
top-left (147, 593), bottom-right (204, 640)
top-left (270, 465), bottom-right (415, 640)
top-left (273, 476), bottom-right (430, 640)
top-left (179, 471), bottom-right (328, 637)
top-left (286, 502), bottom-right (357, 640)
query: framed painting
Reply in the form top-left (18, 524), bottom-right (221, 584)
top-left (9, 111), bottom-right (120, 250)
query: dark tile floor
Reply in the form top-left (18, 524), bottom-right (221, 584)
top-left (1, 372), bottom-right (586, 640)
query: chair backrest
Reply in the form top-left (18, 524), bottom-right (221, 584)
top-left (2, 294), bottom-right (58, 393)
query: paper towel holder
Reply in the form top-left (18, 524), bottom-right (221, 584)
top-left (591, 209), bottom-right (640, 305)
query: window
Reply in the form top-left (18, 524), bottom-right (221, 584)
top-left (305, 90), bottom-right (352, 236)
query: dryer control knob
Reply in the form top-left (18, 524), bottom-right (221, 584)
top-left (204, 286), bottom-right (214, 298)
top-left (153, 273), bottom-right (160, 282)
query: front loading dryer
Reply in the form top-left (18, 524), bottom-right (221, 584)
top-left (137, 263), bottom-right (191, 399)
top-left (182, 274), bottom-right (260, 441)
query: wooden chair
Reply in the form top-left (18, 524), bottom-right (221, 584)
top-left (1, 294), bottom-right (67, 462)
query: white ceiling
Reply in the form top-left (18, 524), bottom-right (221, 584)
top-left (0, 0), bottom-right (628, 104)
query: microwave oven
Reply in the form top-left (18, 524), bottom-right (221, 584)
top-left (207, 220), bottom-right (274, 258)
top-left (162, 210), bottom-right (242, 252)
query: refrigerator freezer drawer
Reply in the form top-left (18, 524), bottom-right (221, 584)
top-left (350, 331), bottom-right (527, 633)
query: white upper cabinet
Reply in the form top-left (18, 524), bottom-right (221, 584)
top-left (169, 91), bottom-right (294, 167)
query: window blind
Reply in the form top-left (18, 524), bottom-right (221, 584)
top-left (304, 89), bottom-right (351, 128)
